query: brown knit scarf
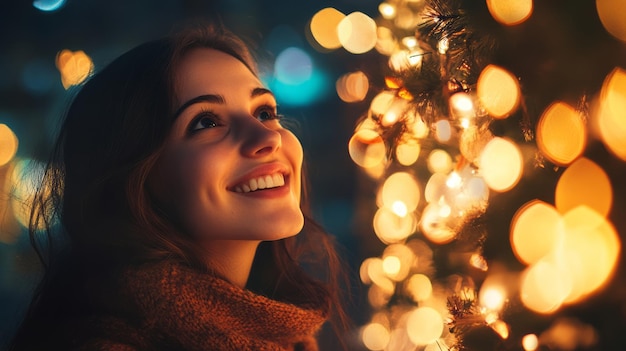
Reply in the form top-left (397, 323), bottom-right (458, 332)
top-left (78, 260), bottom-right (329, 351)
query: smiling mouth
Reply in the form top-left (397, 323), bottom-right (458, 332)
top-left (233, 173), bottom-right (286, 193)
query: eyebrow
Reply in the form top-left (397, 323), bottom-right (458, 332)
top-left (173, 87), bottom-right (275, 119)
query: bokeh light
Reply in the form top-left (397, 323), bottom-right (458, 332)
top-left (561, 206), bottom-right (620, 303)
top-left (336, 71), bottom-right (369, 103)
top-left (480, 284), bottom-right (507, 312)
top-left (33, 0), bottom-right (66, 12)
top-left (374, 207), bottom-right (417, 244)
top-left (375, 26), bottom-right (397, 56)
top-left (479, 137), bottom-right (523, 192)
top-left (349, 129), bottom-right (386, 168)
top-left (537, 101), bottom-right (587, 166)
top-left (406, 274), bottom-right (433, 302)
top-left (510, 200), bottom-right (564, 265)
top-left (395, 139), bottom-right (421, 166)
top-left (449, 92), bottom-right (474, 121)
top-left (406, 307), bottom-right (444, 346)
top-left (427, 149), bottom-right (452, 174)
top-left (522, 334), bottom-right (539, 351)
top-left (420, 203), bottom-right (457, 244)
top-left (389, 50), bottom-right (423, 72)
top-left (520, 258), bottom-right (571, 314)
top-left (381, 172), bottom-right (421, 212)
top-left (596, 0), bottom-right (626, 42)
top-left (486, 0), bottom-right (533, 26)
top-left (268, 70), bottom-right (328, 106)
top-left (274, 47), bottom-right (312, 85)
top-left (434, 119), bottom-right (452, 142)
top-left (596, 67), bottom-right (626, 160)
top-left (0, 124), bottom-right (19, 167)
top-left (309, 8), bottom-right (345, 50)
top-left (362, 323), bottom-right (390, 350)
top-left (338, 12), bottom-right (378, 54)
top-left (477, 64), bottom-right (520, 119)
top-left (55, 49), bottom-right (93, 89)
top-left (554, 157), bottom-right (612, 217)
top-left (370, 91), bottom-right (396, 116)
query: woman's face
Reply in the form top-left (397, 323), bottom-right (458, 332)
top-left (149, 48), bottom-right (304, 243)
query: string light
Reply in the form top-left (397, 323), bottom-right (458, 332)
top-left (312, 1), bottom-right (625, 349)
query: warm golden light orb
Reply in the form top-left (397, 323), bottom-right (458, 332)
top-left (427, 149), bottom-right (452, 174)
top-left (310, 8), bottom-right (346, 50)
top-left (56, 49), bottom-right (93, 89)
top-left (406, 307), bottom-right (444, 346)
top-left (477, 65), bottom-right (520, 119)
top-left (480, 284), bottom-right (507, 312)
top-left (0, 124), bottom-right (18, 167)
top-left (596, 0), bottom-right (626, 42)
top-left (479, 137), bottom-right (523, 192)
top-left (520, 258), bottom-right (571, 314)
top-left (373, 207), bottom-right (416, 244)
top-left (406, 274), bottom-right (433, 302)
top-left (349, 129), bottom-right (386, 168)
top-left (510, 200), bottom-right (564, 265)
top-left (555, 157), bottom-right (612, 217)
top-left (561, 206), bottom-right (620, 303)
top-left (378, 2), bottom-right (396, 19)
top-left (522, 334), bottom-right (539, 351)
top-left (486, 0), bottom-right (533, 26)
top-left (420, 203), bottom-right (457, 244)
top-left (362, 323), bottom-right (390, 350)
top-left (396, 139), bottom-right (421, 166)
top-left (382, 172), bottom-right (421, 212)
top-left (336, 71), bottom-right (369, 102)
top-left (338, 12), bottom-right (378, 54)
top-left (596, 67), bottom-right (626, 160)
top-left (537, 101), bottom-right (587, 166)
top-left (370, 91), bottom-right (396, 116)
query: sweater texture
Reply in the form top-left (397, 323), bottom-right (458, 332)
top-left (59, 260), bottom-right (328, 350)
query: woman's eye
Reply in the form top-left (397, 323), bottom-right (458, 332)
top-left (256, 107), bottom-right (281, 122)
top-left (189, 113), bottom-right (219, 133)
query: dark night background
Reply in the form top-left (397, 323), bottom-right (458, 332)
top-left (1, 0), bottom-right (626, 350)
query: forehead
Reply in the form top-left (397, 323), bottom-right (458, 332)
top-left (175, 48), bottom-right (262, 102)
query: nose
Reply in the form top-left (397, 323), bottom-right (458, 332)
top-left (239, 117), bottom-right (282, 158)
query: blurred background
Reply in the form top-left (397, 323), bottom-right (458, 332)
top-left (1, 0), bottom-right (626, 350)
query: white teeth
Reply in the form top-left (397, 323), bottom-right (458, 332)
top-left (272, 174), bottom-right (284, 186)
top-left (234, 173), bottom-right (285, 193)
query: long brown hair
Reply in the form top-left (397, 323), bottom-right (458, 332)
top-left (10, 23), bottom-right (350, 349)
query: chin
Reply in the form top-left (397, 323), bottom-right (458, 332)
top-left (265, 212), bottom-right (305, 241)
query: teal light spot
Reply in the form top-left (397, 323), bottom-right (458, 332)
top-left (267, 70), bottom-right (329, 107)
top-left (33, 0), bottom-right (66, 12)
top-left (274, 47), bottom-right (312, 85)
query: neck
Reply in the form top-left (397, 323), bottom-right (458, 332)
top-left (201, 240), bottom-right (261, 288)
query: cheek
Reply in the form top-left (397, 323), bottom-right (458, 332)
top-left (282, 130), bottom-right (304, 167)
top-left (282, 130), bottom-right (304, 190)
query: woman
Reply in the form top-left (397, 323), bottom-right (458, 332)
top-left (9, 23), bottom-right (348, 350)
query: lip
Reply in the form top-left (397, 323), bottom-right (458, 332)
top-left (228, 162), bottom-right (291, 193)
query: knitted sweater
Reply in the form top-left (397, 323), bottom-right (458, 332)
top-left (62, 261), bottom-right (329, 351)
